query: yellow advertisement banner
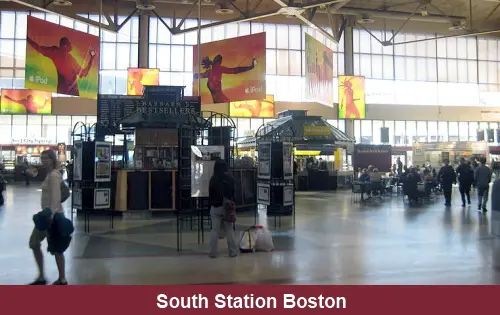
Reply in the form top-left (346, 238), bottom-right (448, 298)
top-left (229, 94), bottom-right (274, 118)
top-left (338, 76), bottom-right (366, 119)
top-left (303, 126), bottom-right (331, 136)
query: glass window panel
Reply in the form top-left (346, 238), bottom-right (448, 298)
top-left (469, 122), bottom-right (478, 142)
top-left (185, 20), bottom-right (198, 45)
top-left (99, 71), bottom-right (116, 94)
top-left (171, 33), bottom-right (185, 45)
top-left (459, 122), bottom-right (469, 141)
top-left (170, 46), bottom-right (184, 71)
top-left (102, 30), bottom-right (117, 42)
top-left (158, 19), bottom-right (171, 44)
top-left (264, 24), bottom-right (276, 49)
top-left (437, 58), bottom-right (447, 81)
top-left (447, 59), bottom-right (458, 82)
top-left (359, 31), bottom-right (371, 54)
top-left (383, 56), bottom-right (394, 79)
top-left (360, 54), bottom-right (371, 78)
top-left (15, 12), bottom-right (28, 39)
top-left (12, 124), bottom-right (26, 138)
top-left (478, 61), bottom-right (488, 83)
top-left (14, 40), bottom-right (26, 68)
top-left (239, 22), bottom-right (250, 35)
top-left (478, 38), bottom-right (488, 60)
top-left (461, 61), bottom-right (473, 83)
top-left (353, 54), bottom-right (360, 76)
top-left (237, 118), bottom-right (251, 139)
top-left (289, 50), bottom-right (301, 76)
top-left (116, 43), bottom-right (131, 70)
top-left (448, 121), bottom-right (459, 141)
top-left (438, 121), bottom-right (448, 142)
top-left (416, 121), bottom-right (427, 142)
top-left (338, 52), bottom-right (345, 76)
top-left (415, 35), bottom-right (426, 57)
top-left (436, 38), bottom-right (446, 58)
top-left (0, 115), bottom-right (12, 144)
top-left (74, 20), bottom-right (88, 33)
top-left (467, 37), bottom-right (477, 59)
top-left (0, 39), bottom-right (15, 67)
top-left (405, 57), bottom-right (416, 81)
top-left (426, 36), bottom-right (437, 58)
top-left (101, 43), bottom-right (116, 69)
top-left (395, 57), bottom-right (405, 80)
top-left (488, 61), bottom-right (498, 84)
top-left (405, 34), bottom-right (417, 56)
top-left (354, 120), bottom-right (361, 143)
top-left (201, 27), bottom-right (211, 43)
top-left (372, 55), bottom-right (383, 79)
top-left (458, 60), bottom-right (468, 83)
top-left (446, 37), bottom-right (457, 58)
top-left (373, 120), bottom-right (383, 144)
top-left (157, 45), bottom-right (171, 71)
top-left (1, 12), bottom-right (15, 38)
top-left (277, 25), bottom-right (288, 49)
top-left (251, 22), bottom-right (263, 34)
top-left (212, 25), bottom-right (225, 41)
top-left (488, 39), bottom-right (498, 61)
top-left (457, 37), bottom-right (467, 59)
top-left (277, 50), bottom-right (289, 75)
top-left (371, 30), bottom-right (383, 55)
top-left (149, 18), bottom-right (158, 44)
top-left (149, 44), bottom-right (157, 68)
top-left (266, 49), bottom-right (276, 75)
top-left (360, 120), bottom-right (372, 144)
top-left (394, 40), bottom-right (405, 56)
top-left (353, 29), bottom-right (360, 53)
top-left (428, 121), bottom-right (438, 142)
top-left (45, 14), bottom-right (59, 24)
top-left (27, 115), bottom-right (41, 139)
top-left (384, 120), bottom-right (394, 145)
top-left (289, 25), bottom-right (301, 50)
top-left (406, 121), bottom-right (416, 145)
top-left (226, 23), bottom-right (238, 39)
top-left (394, 121), bottom-right (405, 146)
top-left (184, 47), bottom-right (193, 72)
top-left (12, 115), bottom-right (26, 126)
top-left (416, 58), bottom-right (427, 81)
top-left (115, 71), bottom-right (127, 95)
top-left (130, 43), bottom-right (138, 68)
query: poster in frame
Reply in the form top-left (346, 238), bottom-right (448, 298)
top-left (94, 188), bottom-right (111, 209)
top-left (257, 141), bottom-right (271, 179)
top-left (283, 186), bottom-right (294, 206)
top-left (283, 142), bottom-right (293, 180)
top-left (257, 183), bottom-right (271, 206)
top-left (73, 140), bottom-right (83, 181)
top-left (94, 141), bottom-right (111, 182)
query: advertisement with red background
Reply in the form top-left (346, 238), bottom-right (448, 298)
top-left (193, 32), bottom-right (266, 105)
top-left (127, 68), bottom-right (160, 96)
top-left (25, 16), bottom-right (99, 99)
top-left (0, 89), bottom-right (52, 114)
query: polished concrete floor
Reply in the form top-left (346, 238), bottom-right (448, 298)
top-left (1, 184), bottom-right (500, 285)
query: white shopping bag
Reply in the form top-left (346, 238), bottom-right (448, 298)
top-left (254, 226), bottom-right (274, 252)
top-left (239, 226), bottom-right (259, 253)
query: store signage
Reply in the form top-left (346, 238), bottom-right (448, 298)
top-left (11, 138), bottom-right (53, 145)
top-left (135, 100), bottom-right (198, 115)
top-left (303, 126), bottom-right (331, 136)
top-left (481, 111), bottom-right (500, 122)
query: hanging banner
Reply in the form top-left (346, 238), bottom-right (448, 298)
top-left (229, 94), bottom-right (275, 118)
top-left (0, 89), bottom-right (52, 114)
top-left (305, 33), bottom-right (334, 106)
top-left (127, 68), bottom-right (160, 96)
top-left (338, 76), bottom-right (366, 119)
top-left (193, 32), bottom-right (266, 105)
top-left (25, 16), bottom-right (100, 99)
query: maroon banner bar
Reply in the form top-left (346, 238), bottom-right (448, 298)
top-left (0, 285), bottom-right (498, 315)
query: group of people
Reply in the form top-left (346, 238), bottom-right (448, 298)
top-left (437, 157), bottom-right (492, 212)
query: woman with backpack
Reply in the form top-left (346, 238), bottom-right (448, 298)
top-left (208, 159), bottom-right (239, 258)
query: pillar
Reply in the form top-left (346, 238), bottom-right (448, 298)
top-left (343, 25), bottom-right (355, 140)
top-left (138, 14), bottom-right (150, 68)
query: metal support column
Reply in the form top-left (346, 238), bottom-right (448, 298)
top-left (138, 14), bottom-right (150, 68)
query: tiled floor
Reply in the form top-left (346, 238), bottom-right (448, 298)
top-left (1, 184), bottom-right (500, 285)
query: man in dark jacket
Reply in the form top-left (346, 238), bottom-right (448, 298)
top-left (456, 158), bottom-right (474, 207)
top-left (437, 159), bottom-right (456, 206)
top-left (475, 157), bottom-right (492, 212)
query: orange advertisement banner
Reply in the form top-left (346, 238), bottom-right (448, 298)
top-left (25, 16), bottom-right (100, 99)
top-left (127, 68), bottom-right (160, 96)
top-left (229, 94), bottom-right (275, 118)
top-left (193, 33), bottom-right (266, 105)
top-left (305, 34), bottom-right (334, 106)
top-left (338, 76), bottom-right (366, 119)
top-left (0, 89), bottom-right (52, 114)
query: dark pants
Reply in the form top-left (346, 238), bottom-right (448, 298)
top-left (442, 184), bottom-right (453, 205)
top-left (478, 185), bottom-right (490, 208)
top-left (459, 183), bottom-right (471, 205)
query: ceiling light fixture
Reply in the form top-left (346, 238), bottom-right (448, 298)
top-left (215, 3), bottom-right (234, 15)
top-left (52, 0), bottom-right (72, 6)
top-left (357, 14), bottom-right (374, 24)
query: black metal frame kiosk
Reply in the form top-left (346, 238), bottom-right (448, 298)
top-left (255, 110), bottom-right (356, 227)
top-left (70, 122), bottom-right (113, 234)
top-left (94, 85), bottom-right (235, 251)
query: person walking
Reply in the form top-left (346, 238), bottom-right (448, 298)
top-left (438, 159), bottom-right (456, 207)
top-left (208, 159), bottom-right (239, 258)
top-left (456, 158), bottom-right (474, 207)
top-left (29, 150), bottom-right (67, 285)
top-left (474, 157), bottom-right (492, 213)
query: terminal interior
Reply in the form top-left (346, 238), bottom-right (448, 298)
top-left (2, 0), bottom-right (500, 285)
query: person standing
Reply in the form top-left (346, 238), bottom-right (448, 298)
top-left (474, 157), bottom-right (492, 213)
top-left (438, 159), bottom-right (456, 206)
top-left (29, 150), bottom-right (67, 285)
top-left (208, 159), bottom-right (239, 258)
top-left (456, 158), bottom-right (474, 207)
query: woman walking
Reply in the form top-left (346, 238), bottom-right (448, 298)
top-left (29, 150), bottom-right (67, 285)
top-left (208, 159), bottom-right (239, 258)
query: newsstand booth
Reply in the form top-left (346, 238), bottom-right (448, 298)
top-left (256, 110), bottom-right (355, 192)
top-left (412, 141), bottom-right (489, 168)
